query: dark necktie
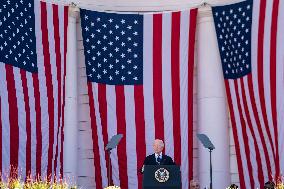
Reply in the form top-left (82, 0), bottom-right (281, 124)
top-left (157, 156), bottom-right (162, 164)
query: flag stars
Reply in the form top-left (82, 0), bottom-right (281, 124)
top-left (97, 74), bottom-right (101, 79)
top-left (109, 75), bottom-right (113, 80)
top-left (121, 53), bottom-right (125, 58)
top-left (115, 70), bottom-right (119, 75)
top-left (121, 76), bottom-right (125, 81)
top-left (134, 20), bottom-right (138, 24)
top-left (108, 18), bottom-right (113, 23)
top-left (115, 25), bottom-right (119, 29)
top-left (115, 47), bottom-right (119, 52)
top-left (109, 64), bottom-right (113, 69)
top-left (121, 19), bottom-right (125, 24)
top-left (103, 69), bottom-right (107, 74)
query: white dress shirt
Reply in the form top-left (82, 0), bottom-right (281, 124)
top-left (155, 152), bottom-right (162, 163)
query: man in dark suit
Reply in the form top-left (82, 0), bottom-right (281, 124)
top-left (141, 139), bottom-right (175, 173)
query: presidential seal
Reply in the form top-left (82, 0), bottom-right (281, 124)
top-left (154, 168), bottom-right (170, 183)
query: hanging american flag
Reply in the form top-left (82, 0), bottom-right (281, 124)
top-left (0, 0), bottom-right (68, 179)
top-left (213, 0), bottom-right (284, 188)
top-left (80, 9), bottom-right (197, 189)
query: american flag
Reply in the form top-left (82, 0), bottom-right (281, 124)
top-left (80, 9), bottom-right (197, 189)
top-left (0, 0), bottom-right (68, 179)
top-left (213, 0), bottom-right (284, 188)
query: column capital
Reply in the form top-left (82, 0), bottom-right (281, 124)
top-left (69, 4), bottom-right (80, 19)
top-left (197, 5), bottom-right (214, 23)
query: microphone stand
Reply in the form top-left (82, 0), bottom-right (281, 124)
top-left (107, 149), bottom-right (112, 186)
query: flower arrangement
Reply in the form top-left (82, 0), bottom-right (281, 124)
top-left (0, 167), bottom-right (77, 189)
top-left (104, 186), bottom-right (121, 189)
top-left (273, 174), bottom-right (284, 189)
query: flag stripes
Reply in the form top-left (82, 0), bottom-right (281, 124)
top-left (0, 0), bottom-right (67, 180)
top-left (85, 9), bottom-right (197, 189)
top-left (221, 0), bottom-right (284, 188)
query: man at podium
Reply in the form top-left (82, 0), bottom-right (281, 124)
top-left (142, 139), bottom-right (175, 169)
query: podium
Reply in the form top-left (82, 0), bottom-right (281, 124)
top-left (143, 165), bottom-right (181, 189)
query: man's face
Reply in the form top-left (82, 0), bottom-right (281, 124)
top-left (153, 141), bottom-right (164, 154)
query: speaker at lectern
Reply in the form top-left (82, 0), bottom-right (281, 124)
top-left (142, 165), bottom-right (181, 189)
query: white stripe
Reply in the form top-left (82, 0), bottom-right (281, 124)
top-left (92, 83), bottom-right (108, 188)
top-left (106, 85), bottom-right (120, 186)
top-left (251, 0), bottom-right (276, 174)
top-left (124, 86), bottom-right (138, 189)
top-left (143, 14), bottom-right (155, 155)
top-left (180, 10), bottom-right (190, 189)
top-left (236, 79), bottom-right (259, 187)
top-left (161, 12), bottom-right (174, 159)
top-left (242, 76), bottom-right (269, 181)
top-left (13, 67), bottom-right (27, 178)
top-left (228, 80), bottom-right (250, 188)
top-left (0, 64), bottom-right (10, 175)
top-left (34, 0), bottom-right (49, 176)
top-left (277, 0), bottom-right (284, 173)
top-left (262, 0), bottom-right (275, 142)
top-left (26, 72), bottom-right (37, 177)
top-left (46, 3), bottom-right (59, 178)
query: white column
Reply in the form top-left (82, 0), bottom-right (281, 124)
top-left (197, 6), bottom-right (230, 189)
top-left (63, 5), bottom-right (79, 179)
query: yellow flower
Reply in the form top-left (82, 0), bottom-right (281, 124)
top-left (104, 186), bottom-right (121, 189)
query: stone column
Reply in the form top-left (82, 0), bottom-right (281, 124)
top-left (63, 4), bottom-right (79, 179)
top-left (197, 5), bottom-right (230, 189)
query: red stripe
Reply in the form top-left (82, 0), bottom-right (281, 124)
top-left (87, 83), bottom-right (103, 189)
top-left (40, 2), bottom-right (55, 178)
top-left (52, 4), bottom-right (62, 177)
top-left (115, 86), bottom-right (128, 189)
top-left (5, 65), bottom-right (19, 169)
top-left (225, 81), bottom-right (245, 189)
top-left (257, 0), bottom-right (277, 161)
top-left (247, 74), bottom-right (272, 179)
top-left (60, 6), bottom-right (69, 177)
top-left (188, 9), bottom-right (197, 180)
top-left (134, 85), bottom-right (146, 189)
top-left (240, 78), bottom-right (264, 187)
top-left (270, 0), bottom-right (280, 176)
top-left (171, 12), bottom-right (181, 165)
top-left (0, 96), bottom-right (2, 174)
top-left (233, 80), bottom-right (254, 188)
top-left (32, 73), bottom-right (42, 176)
top-left (153, 14), bottom-right (165, 142)
top-left (98, 84), bottom-right (113, 185)
top-left (20, 70), bottom-right (32, 177)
